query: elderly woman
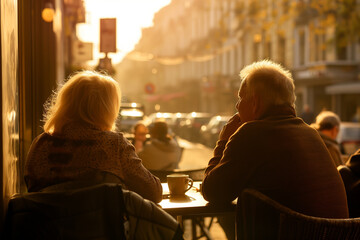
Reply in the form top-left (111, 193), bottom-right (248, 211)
top-left (311, 111), bottom-right (344, 167)
top-left (24, 71), bottom-right (162, 203)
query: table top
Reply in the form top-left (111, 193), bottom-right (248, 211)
top-left (158, 181), bottom-right (236, 216)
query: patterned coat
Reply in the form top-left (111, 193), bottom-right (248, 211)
top-left (25, 122), bottom-right (162, 203)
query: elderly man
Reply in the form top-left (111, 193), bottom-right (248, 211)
top-left (311, 111), bottom-right (344, 166)
top-left (202, 61), bottom-right (348, 225)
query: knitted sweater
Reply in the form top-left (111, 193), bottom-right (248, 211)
top-left (24, 122), bottom-right (162, 203)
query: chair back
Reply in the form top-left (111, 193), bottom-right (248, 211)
top-left (4, 183), bottom-right (127, 240)
top-left (238, 188), bottom-right (360, 240)
top-left (150, 167), bottom-right (206, 182)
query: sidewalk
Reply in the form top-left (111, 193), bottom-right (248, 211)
top-left (177, 138), bottom-right (213, 169)
top-left (182, 217), bottom-right (228, 240)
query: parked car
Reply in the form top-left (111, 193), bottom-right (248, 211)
top-left (200, 115), bottom-right (231, 147)
top-left (146, 112), bottom-right (175, 127)
top-left (337, 122), bottom-right (360, 156)
top-left (180, 112), bottom-right (212, 142)
top-left (172, 112), bottom-right (188, 136)
top-left (116, 103), bottom-right (145, 133)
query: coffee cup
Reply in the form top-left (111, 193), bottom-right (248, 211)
top-left (167, 174), bottom-right (193, 196)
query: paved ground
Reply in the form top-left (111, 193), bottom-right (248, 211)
top-left (177, 138), bottom-right (213, 169)
top-left (174, 138), bottom-right (230, 240)
top-left (182, 218), bottom-right (228, 240)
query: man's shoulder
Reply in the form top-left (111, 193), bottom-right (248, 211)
top-left (234, 116), bottom-right (308, 138)
top-left (236, 119), bottom-right (276, 133)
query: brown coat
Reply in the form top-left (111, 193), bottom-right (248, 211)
top-left (319, 132), bottom-right (344, 167)
top-left (25, 123), bottom-right (162, 203)
top-left (202, 106), bottom-right (348, 218)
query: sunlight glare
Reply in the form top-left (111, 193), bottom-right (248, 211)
top-left (77, 0), bottom-right (171, 65)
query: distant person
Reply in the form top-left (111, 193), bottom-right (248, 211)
top-left (201, 60), bottom-right (348, 239)
top-left (24, 71), bottom-right (162, 203)
top-left (138, 121), bottom-right (182, 171)
top-left (300, 104), bottom-right (315, 124)
top-left (351, 106), bottom-right (360, 123)
top-left (132, 122), bottom-right (148, 153)
top-left (339, 149), bottom-right (360, 217)
top-left (311, 111), bottom-right (344, 166)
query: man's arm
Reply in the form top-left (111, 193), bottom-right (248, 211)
top-left (202, 114), bottom-right (249, 203)
top-left (205, 114), bottom-right (242, 174)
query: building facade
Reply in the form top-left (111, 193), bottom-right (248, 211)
top-left (118, 0), bottom-right (360, 120)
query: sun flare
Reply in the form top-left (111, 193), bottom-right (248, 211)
top-left (77, 0), bottom-right (171, 65)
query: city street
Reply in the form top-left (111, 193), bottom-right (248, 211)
top-left (177, 137), bottom-right (213, 170)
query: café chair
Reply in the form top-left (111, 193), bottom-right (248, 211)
top-left (3, 182), bottom-right (127, 240)
top-left (4, 181), bottom-right (183, 240)
top-left (238, 188), bottom-right (360, 240)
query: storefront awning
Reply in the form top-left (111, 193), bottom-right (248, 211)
top-left (325, 83), bottom-right (360, 94)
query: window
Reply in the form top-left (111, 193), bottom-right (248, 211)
top-left (278, 36), bottom-right (286, 65)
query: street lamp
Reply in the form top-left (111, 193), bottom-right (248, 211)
top-left (42, 2), bottom-right (55, 23)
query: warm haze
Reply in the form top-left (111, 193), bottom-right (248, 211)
top-left (77, 0), bottom-right (171, 65)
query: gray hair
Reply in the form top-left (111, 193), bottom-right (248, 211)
top-left (239, 60), bottom-right (296, 108)
top-left (313, 111), bottom-right (340, 131)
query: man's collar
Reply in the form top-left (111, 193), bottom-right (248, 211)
top-left (258, 104), bottom-right (296, 120)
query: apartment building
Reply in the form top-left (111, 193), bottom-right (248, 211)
top-left (119, 0), bottom-right (360, 120)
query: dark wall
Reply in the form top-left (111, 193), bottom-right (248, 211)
top-left (18, 0), bottom-right (57, 193)
top-left (0, 0), bottom-right (57, 229)
top-left (0, 0), bottom-right (20, 230)
top-left (0, 2), bottom-right (3, 231)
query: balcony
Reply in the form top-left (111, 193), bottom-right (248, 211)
top-left (292, 61), bottom-right (359, 85)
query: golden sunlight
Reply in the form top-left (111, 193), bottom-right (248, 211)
top-left (77, 0), bottom-right (171, 65)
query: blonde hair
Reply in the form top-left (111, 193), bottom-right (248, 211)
top-left (239, 60), bottom-right (296, 108)
top-left (43, 71), bottom-right (121, 133)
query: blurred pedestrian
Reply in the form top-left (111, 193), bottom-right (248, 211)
top-left (201, 60), bottom-right (348, 240)
top-left (339, 149), bottom-right (360, 217)
top-left (311, 111), bottom-right (344, 166)
top-left (300, 104), bottom-right (315, 124)
top-left (132, 122), bottom-right (148, 153)
top-left (351, 106), bottom-right (360, 123)
top-left (24, 70), bottom-right (162, 203)
top-left (138, 121), bottom-right (182, 171)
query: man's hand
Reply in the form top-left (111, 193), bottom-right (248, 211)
top-left (218, 113), bottom-right (242, 141)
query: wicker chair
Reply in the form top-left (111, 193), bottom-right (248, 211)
top-left (238, 188), bottom-right (360, 240)
top-left (3, 183), bottom-right (127, 240)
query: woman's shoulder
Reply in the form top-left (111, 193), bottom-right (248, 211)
top-left (30, 132), bottom-right (53, 146)
top-left (99, 130), bottom-right (130, 144)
